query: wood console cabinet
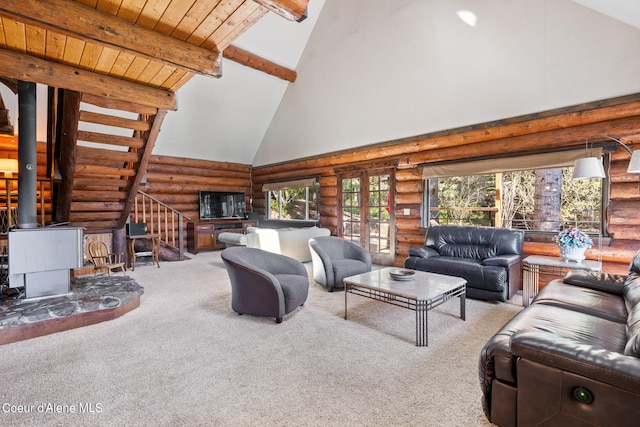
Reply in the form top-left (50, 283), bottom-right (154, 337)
top-left (187, 219), bottom-right (257, 253)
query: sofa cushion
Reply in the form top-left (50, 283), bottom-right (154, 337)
top-left (624, 275), bottom-right (640, 312)
top-left (331, 259), bottom-right (369, 287)
top-left (532, 280), bottom-right (628, 323)
top-left (564, 270), bottom-right (626, 295)
top-left (408, 256), bottom-right (506, 293)
top-left (274, 274), bottom-right (310, 313)
top-left (482, 304), bottom-right (628, 384)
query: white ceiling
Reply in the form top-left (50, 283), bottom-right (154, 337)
top-left (571, 0), bottom-right (640, 29)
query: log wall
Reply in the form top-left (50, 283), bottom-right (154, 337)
top-left (142, 154), bottom-right (252, 248)
top-left (252, 94), bottom-right (640, 272)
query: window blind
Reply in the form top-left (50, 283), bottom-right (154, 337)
top-left (420, 148), bottom-right (602, 179)
top-left (262, 177), bottom-right (318, 192)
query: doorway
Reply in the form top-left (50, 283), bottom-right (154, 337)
top-left (339, 169), bottom-right (395, 265)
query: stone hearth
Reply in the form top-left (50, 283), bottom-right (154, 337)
top-left (0, 275), bottom-right (144, 345)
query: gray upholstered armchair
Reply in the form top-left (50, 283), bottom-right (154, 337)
top-left (221, 247), bottom-right (309, 323)
top-left (308, 236), bottom-right (372, 292)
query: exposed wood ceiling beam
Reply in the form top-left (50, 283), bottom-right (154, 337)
top-left (224, 45), bottom-right (297, 83)
top-left (253, 0), bottom-right (309, 22)
top-left (0, 49), bottom-right (176, 111)
top-left (0, 0), bottom-right (221, 78)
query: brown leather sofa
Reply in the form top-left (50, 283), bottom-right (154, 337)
top-left (479, 250), bottom-right (640, 427)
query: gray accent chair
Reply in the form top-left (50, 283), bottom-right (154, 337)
top-left (308, 236), bottom-right (372, 292)
top-left (220, 247), bottom-right (309, 323)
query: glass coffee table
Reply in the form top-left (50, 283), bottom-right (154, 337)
top-left (343, 267), bottom-right (467, 346)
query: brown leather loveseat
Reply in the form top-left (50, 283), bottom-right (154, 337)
top-left (479, 250), bottom-right (640, 427)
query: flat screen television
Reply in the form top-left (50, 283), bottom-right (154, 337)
top-left (199, 191), bottom-right (247, 220)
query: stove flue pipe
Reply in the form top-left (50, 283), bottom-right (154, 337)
top-left (17, 81), bottom-right (38, 229)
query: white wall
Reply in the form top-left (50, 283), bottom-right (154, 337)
top-left (0, 83), bottom-right (50, 141)
top-left (253, 0), bottom-right (640, 165)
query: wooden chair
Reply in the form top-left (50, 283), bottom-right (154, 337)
top-left (88, 241), bottom-right (126, 276)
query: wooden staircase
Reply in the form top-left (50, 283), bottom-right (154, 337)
top-left (53, 90), bottom-right (188, 261)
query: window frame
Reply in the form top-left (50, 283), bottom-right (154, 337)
top-left (421, 153), bottom-right (610, 239)
top-left (266, 182), bottom-right (320, 222)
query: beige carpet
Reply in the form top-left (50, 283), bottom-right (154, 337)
top-left (0, 251), bottom-right (522, 426)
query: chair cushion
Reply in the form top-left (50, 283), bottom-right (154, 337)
top-left (274, 274), bottom-right (309, 313)
top-left (332, 259), bottom-right (369, 288)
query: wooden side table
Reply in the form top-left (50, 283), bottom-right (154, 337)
top-left (127, 233), bottom-right (161, 270)
top-left (522, 255), bottom-right (601, 307)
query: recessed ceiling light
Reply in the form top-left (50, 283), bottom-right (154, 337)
top-left (457, 10), bottom-right (477, 27)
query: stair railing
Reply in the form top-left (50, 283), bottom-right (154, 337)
top-left (132, 190), bottom-right (191, 260)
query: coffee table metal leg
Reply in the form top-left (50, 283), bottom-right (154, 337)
top-left (344, 283), bottom-right (348, 320)
top-left (416, 300), bottom-right (428, 346)
top-left (460, 291), bottom-right (466, 321)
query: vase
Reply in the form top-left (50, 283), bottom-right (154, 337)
top-left (560, 246), bottom-right (587, 263)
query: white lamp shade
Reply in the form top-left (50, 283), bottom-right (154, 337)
top-left (0, 158), bottom-right (18, 174)
top-left (573, 157), bottom-right (606, 180)
top-left (627, 150), bottom-right (640, 174)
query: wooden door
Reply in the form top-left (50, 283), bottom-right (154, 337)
top-left (339, 169), bottom-right (395, 265)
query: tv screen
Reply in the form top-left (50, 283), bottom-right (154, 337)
top-left (199, 191), bottom-right (247, 220)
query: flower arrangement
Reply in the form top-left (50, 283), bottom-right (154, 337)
top-left (555, 227), bottom-right (593, 249)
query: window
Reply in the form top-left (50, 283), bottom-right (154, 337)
top-left (264, 179), bottom-right (320, 221)
top-left (422, 154), bottom-right (606, 236)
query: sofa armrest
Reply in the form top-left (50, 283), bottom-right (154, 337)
top-left (563, 270), bottom-right (626, 295)
top-left (408, 246), bottom-right (439, 259)
top-left (482, 254), bottom-right (521, 268)
top-left (511, 330), bottom-right (640, 394)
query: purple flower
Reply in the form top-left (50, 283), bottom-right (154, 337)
top-left (555, 227), bottom-right (593, 249)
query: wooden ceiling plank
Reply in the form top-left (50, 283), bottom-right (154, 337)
top-left (207, 1), bottom-right (260, 51)
top-left (92, 46), bottom-right (121, 75)
top-left (0, 18), bottom-right (7, 48)
top-left (2, 17), bottom-right (26, 52)
top-left (0, 0), bottom-right (222, 77)
top-left (136, 0), bottom-right (172, 28)
top-left (135, 61), bottom-right (166, 85)
top-left (25, 25), bottom-right (46, 59)
top-left (252, 0), bottom-right (308, 22)
top-left (123, 57), bottom-right (153, 82)
top-left (188, 0), bottom-right (244, 48)
top-left (62, 37), bottom-right (86, 66)
top-left (109, 52), bottom-right (136, 78)
top-left (45, 31), bottom-right (66, 63)
top-left (0, 48), bottom-right (176, 110)
top-left (160, 69), bottom-right (191, 92)
top-left (171, 0), bottom-right (223, 41)
top-left (95, 0), bottom-right (123, 16)
top-left (167, 71), bottom-right (194, 93)
top-left (154, 0), bottom-right (198, 35)
top-left (78, 43), bottom-right (103, 70)
top-left (217, 5), bottom-right (267, 50)
top-left (116, 0), bottom-right (147, 22)
top-left (147, 65), bottom-right (179, 89)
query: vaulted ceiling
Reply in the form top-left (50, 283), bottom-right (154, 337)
top-left (0, 0), bottom-right (639, 167)
top-left (0, 0), bottom-right (309, 110)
